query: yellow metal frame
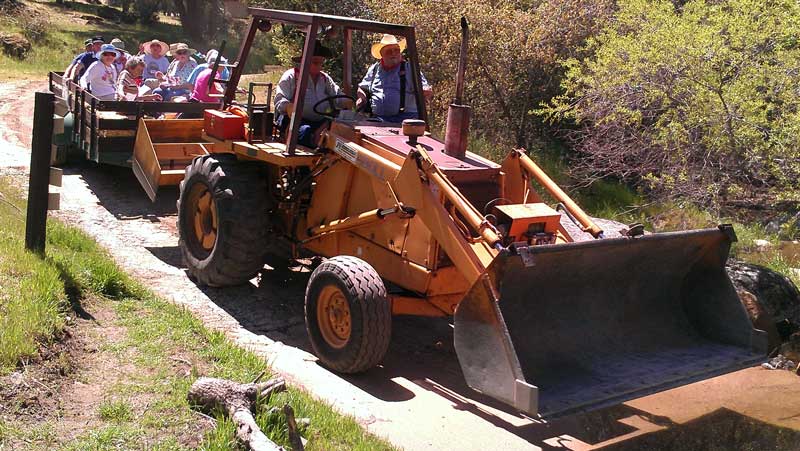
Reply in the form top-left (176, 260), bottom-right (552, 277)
top-left (146, 117), bottom-right (599, 318)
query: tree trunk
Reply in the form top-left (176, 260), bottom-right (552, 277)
top-left (173, 0), bottom-right (208, 43)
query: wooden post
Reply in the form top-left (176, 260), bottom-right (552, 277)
top-left (26, 92), bottom-right (55, 256)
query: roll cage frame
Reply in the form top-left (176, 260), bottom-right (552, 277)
top-left (222, 8), bottom-right (429, 155)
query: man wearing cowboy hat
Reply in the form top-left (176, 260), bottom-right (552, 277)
top-left (142, 39), bottom-right (170, 81)
top-left (274, 40), bottom-right (351, 147)
top-left (357, 34), bottom-right (432, 123)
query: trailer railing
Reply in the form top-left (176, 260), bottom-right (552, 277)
top-left (48, 71), bottom-right (219, 167)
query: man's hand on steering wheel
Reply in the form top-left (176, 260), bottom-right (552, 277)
top-left (313, 94), bottom-right (357, 119)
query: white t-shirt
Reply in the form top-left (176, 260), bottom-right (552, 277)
top-left (143, 54), bottom-right (169, 80)
top-left (79, 61), bottom-right (118, 100)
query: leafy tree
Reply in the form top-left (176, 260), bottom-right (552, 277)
top-left (370, 0), bottom-right (614, 148)
top-left (544, 0), bottom-right (800, 209)
top-left (133, 0), bottom-right (161, 24)
top-left (171, 0), bottom-right (226, 44)
top-left (248, 0), bottom-right (376, 83)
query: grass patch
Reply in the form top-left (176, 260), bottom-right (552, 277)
top-left (0, 178), bottom-right (67, 374)
top-left (97, 399), bottom-right (134, 423)
top-left (0, 175), bottom-right (394, 450)
top-left (111, 294), bottom-right (395, 450)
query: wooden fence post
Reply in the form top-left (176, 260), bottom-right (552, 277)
top-left (25, 91), bottom-right (55, 256)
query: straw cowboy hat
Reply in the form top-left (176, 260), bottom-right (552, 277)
top-left (167, 42), bottom-right (197, 57)
top-left (143, 39), bottom-right (169, 55)
top-left (371, 34), bottom-right (406, 59)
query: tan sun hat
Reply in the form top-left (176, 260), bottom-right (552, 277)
top-left (110, 38), bottom-right (125, 51)
top-left (143, 39), bottom-right (169, 55)
top-left (167, 42), bottom-right (197, 57)
top-left (371, 34), bottom-right (406, 59)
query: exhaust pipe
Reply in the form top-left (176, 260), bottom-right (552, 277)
top-left (444, 17), bottom-right (471, 160)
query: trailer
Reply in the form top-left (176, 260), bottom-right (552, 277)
top-left (46, 71), bottom-right (219, 168)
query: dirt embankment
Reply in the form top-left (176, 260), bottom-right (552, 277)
top-left (0, 80), bottom-right (41, 168)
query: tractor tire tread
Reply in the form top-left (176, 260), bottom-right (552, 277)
top-left (178, 155), bottom-right (271, 287)
top-left (305, 256), bottom-right (391, 373)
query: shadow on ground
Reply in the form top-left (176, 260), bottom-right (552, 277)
top-left (73, 160), bottom-right (800, 451)
top-left (64, 162), bottom-right (179, 220)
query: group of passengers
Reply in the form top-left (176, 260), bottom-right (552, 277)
top-left (274, 34), bottom-right (433, 147)
top-left (64, 36), bottom-right (228, 103)
top-left (63, 32), bottom-right (432, 147)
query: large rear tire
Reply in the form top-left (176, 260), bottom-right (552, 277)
top-left (177, 155), bottom-right (270, 287)
top-left (305, 256), bottom-right (392, 373)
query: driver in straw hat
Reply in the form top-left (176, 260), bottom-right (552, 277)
top-left (274, 40), bottom-right (352, 148)
top-left (357, 34), bottom-right (432, 123)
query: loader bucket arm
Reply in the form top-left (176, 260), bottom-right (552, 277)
top-left (454, 227), bottom-right (768, 417)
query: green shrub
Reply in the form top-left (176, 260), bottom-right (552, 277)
top-left (545, 0), bottom-right (800, 210)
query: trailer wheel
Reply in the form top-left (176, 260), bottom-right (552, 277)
top-left (177, 154), bottom-right (270, 287)
top-left (305, 256), bottom-right (392, 373)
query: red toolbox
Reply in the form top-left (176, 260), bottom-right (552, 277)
top-left (204, 109), bottom-right (246, 140)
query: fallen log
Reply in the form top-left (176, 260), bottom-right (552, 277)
top-left (188, 376), bottom-right (287, 451)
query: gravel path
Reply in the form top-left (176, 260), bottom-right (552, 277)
top-left (2, 82), bottom-right (799, 451)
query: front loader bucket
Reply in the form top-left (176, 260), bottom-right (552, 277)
top-left (454, 227), bottom-right (767, 418)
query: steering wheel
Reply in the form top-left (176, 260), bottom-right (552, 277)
top-left (313, 94), bottom-right (357, 119)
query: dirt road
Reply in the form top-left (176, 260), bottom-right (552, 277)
top-left (2, 82), bottom-right (799, 450)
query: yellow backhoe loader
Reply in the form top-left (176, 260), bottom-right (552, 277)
top-left (146, 9), bottom-right (766, 417)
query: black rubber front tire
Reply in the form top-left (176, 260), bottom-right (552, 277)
top-left (305, 256), bottom-right (392, 373)
top-left (177, 155), bottom-right (270, 287)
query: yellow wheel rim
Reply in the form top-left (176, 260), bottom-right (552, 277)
top-left (317, 285), bottom-right (351, 349)
top-left (187, 183), bottom-right (218, 254)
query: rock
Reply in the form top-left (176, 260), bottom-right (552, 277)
top-left (727, 260), bottom-right (800, 349)
top-left (559, 216), bottom-right (630, 242)
top-left (753, 239), bottom-right (773, 250)
top-left (0, 33), bottom-right (31, 59)
top-left (761, 354), bottom-right (796, 371)
top-left (738, 289), bottom-right (781, 351)
top-left (780, 332), bottom-right (800, 363)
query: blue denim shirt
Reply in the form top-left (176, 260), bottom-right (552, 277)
top-left (359, 61), bottom-right (429, 118)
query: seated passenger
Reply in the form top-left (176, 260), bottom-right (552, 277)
top-left (141, 39), bottom-right (170, 81)
top-left (116, 57), bottom-right (162, 101)
top-left (65, 36), bottom-right (104, 82)
top-left (153, 43), bottom-right (197, 101)
top-left (274, 41), bottom-right (350, 148)
top-left (79, 44), bottom-right (120, 101)
top-left (189, 57), bottom-right (226, 102)
top-left (357, 34), bottom-right (432, 123)
top-left (110, 38), bottom-right (131, 74)
top-left (186, 49), bottom-right (230, 86)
